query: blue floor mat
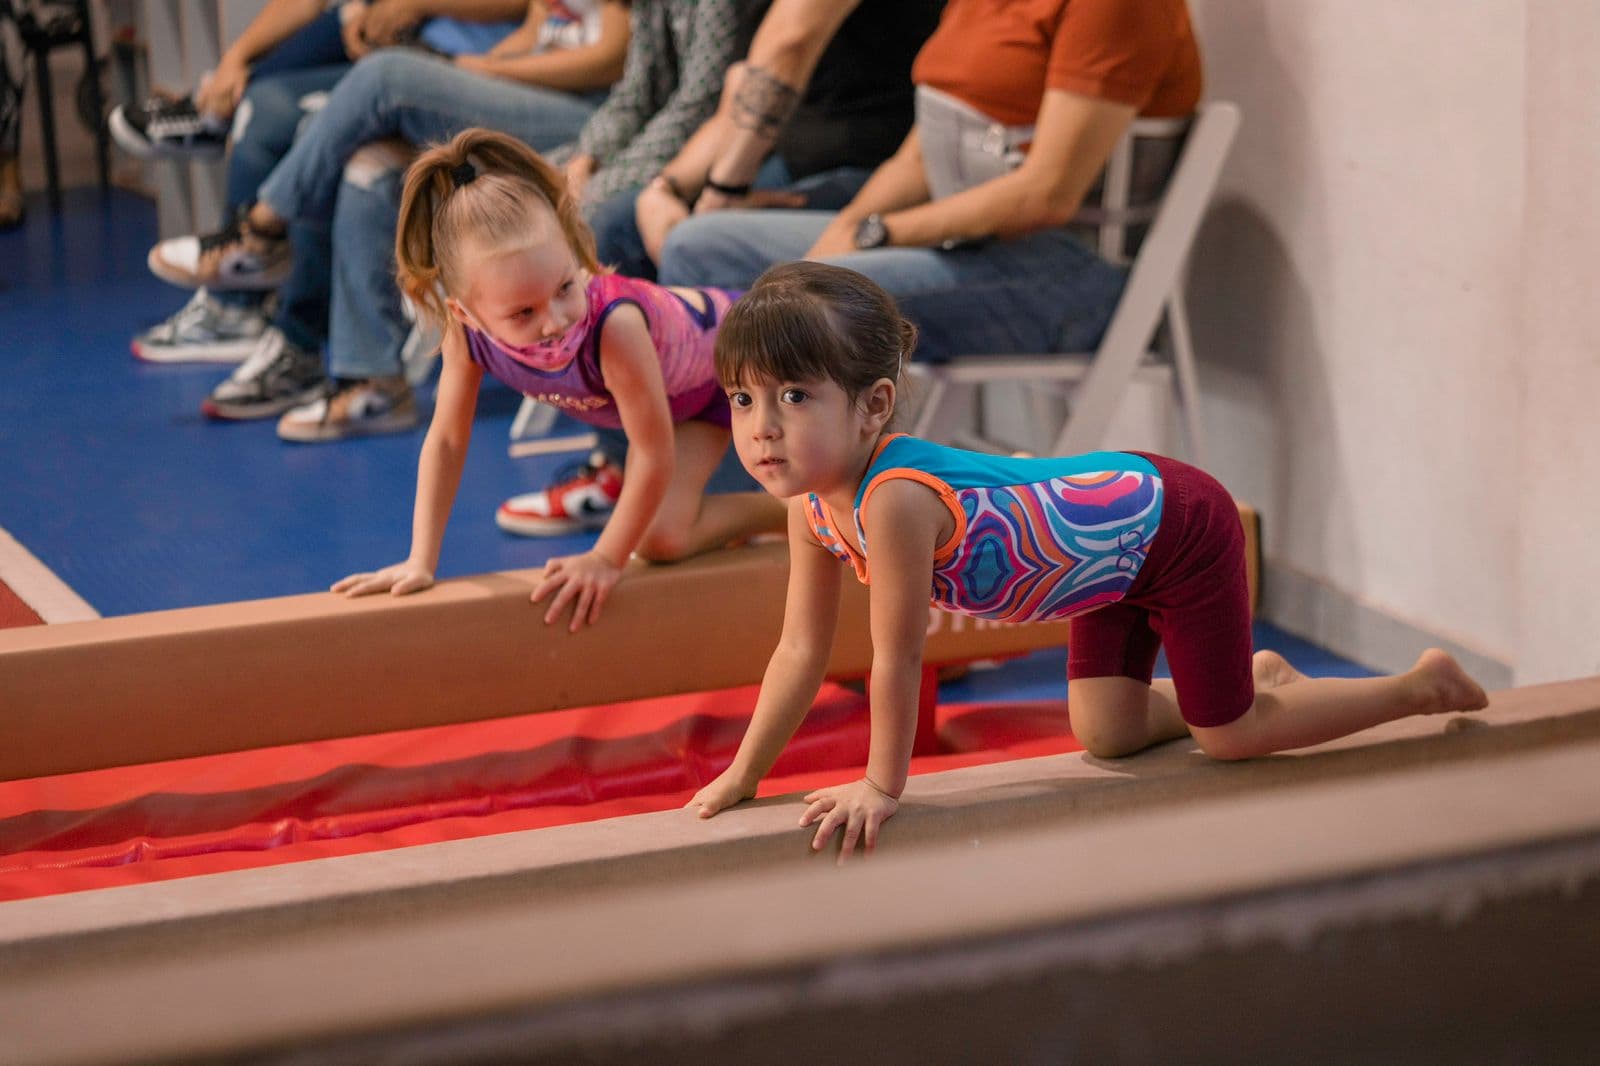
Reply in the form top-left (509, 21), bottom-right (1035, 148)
top-left (0, 187), bottom-right (1373, 682)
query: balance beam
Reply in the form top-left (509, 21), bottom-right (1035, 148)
top-left (4, 677), bottom-right (1597, 1063)
top-left (0, 507), bottom-right (1258, 782)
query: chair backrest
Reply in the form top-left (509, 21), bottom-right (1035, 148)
top-left (1051, 99), bottom-right (1240, 455)
top-left (1073, 114), bottom-right (1195, 265)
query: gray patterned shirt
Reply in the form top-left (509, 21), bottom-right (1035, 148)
top-left (570, 0), bottom-right (760, 204)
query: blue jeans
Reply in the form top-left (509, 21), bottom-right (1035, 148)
top-left (258, 50), bottom-right (601, 223)
top-left (211, 10), bottom-right (348, 337)
top-left (657, 211), bottom-right (1128, 362)
top-left (254, 49), bottom-right (601, 372)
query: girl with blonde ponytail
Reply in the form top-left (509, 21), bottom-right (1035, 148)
top-left (336, 129), bottom-right (785, 630)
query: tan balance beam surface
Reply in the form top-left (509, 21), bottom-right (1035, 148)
top-left (0, 507), bottom-right (1259, 782)
top-left (4, 678), bottom-right (1597, 1064)
top-left (6, 675), bottom-right (1594, 973)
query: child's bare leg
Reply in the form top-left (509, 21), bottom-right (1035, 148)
top-left (1189, 648), bottom-right (1488, 760)
top-left (1068, 676), bottom-right (1190, 758)
top-left (636, 422), bottom-right (786, 561)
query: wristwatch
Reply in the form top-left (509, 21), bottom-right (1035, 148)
top-left (853, 213), bottom-right (891, 250)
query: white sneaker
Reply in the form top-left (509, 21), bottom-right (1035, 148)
top-left (277, 377), bottom-right (419, 442)
top-left (147, 211), bottom-right (291, 292)
top-left (131, 289), bottom-right (273, 364)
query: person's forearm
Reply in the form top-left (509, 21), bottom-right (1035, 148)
top-left (407, 426), bottom-right (470, 572)
top-left (590, 449), bottom-right (670, 567)
top-left (705, 0), bottom-right (857, 187)
top-left (881, 167), bottom-right (1085, 247)
top-left (219, 0), bottom-right (329, 70)
top-left (659, 118), bottom-right (726, 196)
top-left (476, 38), bottom-right (627, 92)
top-left (864, 654), bottom-right (923, 797)
top-left (411, 0), bottom-right (528, 21)
top-left (835, 132), bottom-right (931, 224)
top-left (730, 644), bottom-right (833, 784)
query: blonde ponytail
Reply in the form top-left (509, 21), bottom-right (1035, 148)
top-left (395, 128), bottom-right (600, 330)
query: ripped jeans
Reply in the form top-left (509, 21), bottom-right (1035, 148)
top-left (252, 49), bottom-right (601, 375)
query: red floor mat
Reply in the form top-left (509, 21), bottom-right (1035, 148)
top-left (0, 578), bottom-right (44, 629)
top-left (0, 683), bottom-right (1078, 902)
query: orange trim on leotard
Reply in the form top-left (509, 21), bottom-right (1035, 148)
top-left (859, 468), bottom-right (967, 564)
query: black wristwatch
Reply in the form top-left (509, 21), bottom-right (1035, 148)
top-left (853, 213), bottom-right (891, 250)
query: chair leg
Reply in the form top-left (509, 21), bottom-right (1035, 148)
top-left (32, 42), bottom-right (60, 212)
top-left (80, 36), bottom-right (108, 191)
top-left (510, 397), bottom-right (559, 442)
top-left (1165, 288), bottom-right (1208, 467)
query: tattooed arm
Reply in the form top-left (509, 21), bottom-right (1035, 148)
top-left (661, 0), bottom-right (860, 208)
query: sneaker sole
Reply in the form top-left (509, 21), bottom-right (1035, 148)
top-left (131, 337), bottom-right (260, 365)
top-left (110, 108), bottom-right (226, 162)
top-left (494, 508), bottom-right (611, 537)
top-left (147, 245), bottom-right (289, 292)
top-left (202, 383), bottom-right (327, 421)
top-left (277, 410), bottom-right (420, 443)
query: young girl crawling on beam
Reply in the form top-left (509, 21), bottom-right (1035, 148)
top-left (687, 261), bottom-right (1488, 861)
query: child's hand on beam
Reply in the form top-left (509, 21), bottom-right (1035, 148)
top-left (799, 778), bottom-right (899, 865)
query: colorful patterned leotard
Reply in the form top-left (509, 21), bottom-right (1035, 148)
top-left (804, 434), bottom-right (1165, 624)
top-left (463, 272), bottom-right (739, 430)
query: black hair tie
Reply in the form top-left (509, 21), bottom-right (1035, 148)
top-left (450, 161), bottom-right (477, 188)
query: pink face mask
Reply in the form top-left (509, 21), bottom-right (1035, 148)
top-left (486, 323), bottom-right (587, 374)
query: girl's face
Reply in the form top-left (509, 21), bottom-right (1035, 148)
top-left (726, 375), bottom-right (893, 501)
top-left (448, 238), bottom-right (589, 371)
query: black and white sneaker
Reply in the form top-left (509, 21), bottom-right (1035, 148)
top-left (147, 209), bottom-right (292, 292)
top-left (109, 95), bottom-right (229, 160)
top-left (201, 327), bottom-right (327, 420)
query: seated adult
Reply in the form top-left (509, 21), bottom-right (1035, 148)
top-left (125, 0), bottom-right (528, 364)
top-left (587, 0), bottom-right (945, 280)
top-left (140, 0), bottom-right (642, 439)
top-left (657, 0), bottom-right (1203, 364)
top-left (496, 0), bottom-right (944, 539)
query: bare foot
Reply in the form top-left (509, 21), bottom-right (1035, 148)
top-left (1252, 649), bottom-right (1308, 691)
top-left (1410, 648), bottom-right (1489, 715)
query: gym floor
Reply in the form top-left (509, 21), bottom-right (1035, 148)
top-left (0, 184), bottom-right (1374, 698)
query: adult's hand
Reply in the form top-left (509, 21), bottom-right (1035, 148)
top-left (361, 0), bottom-right (423, 48)
top-left (636, 180), bottom-right (691, 264)
top-left (565, 153), bottom-right (598, 201)
top-left (196, 57), bottom-right (250, 120)
top-left (341, 1), bottom-right (373, 59)
top-left (694, 186), bottom-right (807, 216)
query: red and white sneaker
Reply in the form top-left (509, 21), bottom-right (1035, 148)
top-left (496, 451), bottom-right (624, 536)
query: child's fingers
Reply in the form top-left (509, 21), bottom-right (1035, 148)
top-left (587, 583), bottom-right (612, 627)
top-left (568, 584), bottom-right (595, 633)
top-left (342, 573), bottom-right (390, 597)
top-left (799, 796), bottom-right (834, 826)
top-left (542, 578), bottom-right (579, 625)
top-left (837, 812), bottom-right (865, 865)
top-left (864, 815), bottom-right (881, 854)
top-left (391, 573), bottom-right (429, 596)
top-left (811, 809), bottom-right (845, 851)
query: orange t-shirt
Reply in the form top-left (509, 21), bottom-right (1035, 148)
top-left (911, 0), bottom-right (1203, 125)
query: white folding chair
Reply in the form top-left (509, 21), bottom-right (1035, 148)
top-left (909, 100), bottom-right (1241, 465)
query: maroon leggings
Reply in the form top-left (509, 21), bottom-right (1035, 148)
top-left (1066, 453), bottom-right (1254, 728)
